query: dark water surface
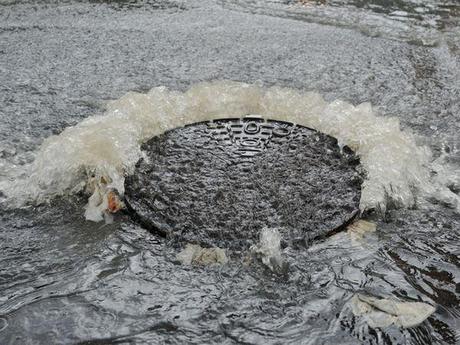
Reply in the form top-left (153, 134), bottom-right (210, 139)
top-left (0, 0), bottom-right (459, 344)
top-left (124, 119), bottom-right (361, 249)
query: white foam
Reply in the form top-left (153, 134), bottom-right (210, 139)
top-left (250, 227), bottom-right (284, 272)
top-left (1, 80), bottom-right (457, 219)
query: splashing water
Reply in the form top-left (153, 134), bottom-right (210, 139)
top-left (1, 81), bottom-right (458, 219)
top-left (250, 227), bottom-right (285, 272)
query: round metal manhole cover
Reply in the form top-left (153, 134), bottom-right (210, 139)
top-left (125, 117), bottom-right (362, 249)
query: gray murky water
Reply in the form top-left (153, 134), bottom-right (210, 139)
top-left (1, 0), bottom-right (459, 344)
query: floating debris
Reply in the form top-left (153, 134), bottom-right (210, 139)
top-left (347, 219), bottom-right (377, 242)
top-left (84, 174), bottom-right (125, 222)
top-left (351, 294), bottom-right (436, 328)
top-left (176, 244), bottom-right (228, 266)
top-left (107, 189), bottom-right (124, 214)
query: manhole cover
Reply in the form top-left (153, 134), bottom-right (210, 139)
top-left (125, 117), bottom-right (362, 249)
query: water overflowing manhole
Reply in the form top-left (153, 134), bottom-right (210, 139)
top-left (125, 117), bottom-right (362, 249)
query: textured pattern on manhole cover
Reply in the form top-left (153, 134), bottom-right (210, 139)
top-left (125, 117), bottom-right (362, 249)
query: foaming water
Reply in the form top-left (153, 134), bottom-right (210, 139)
top-left (1, 81), bottom-right (458, 217)
top-left (250, 228), bottom-right (285, 272)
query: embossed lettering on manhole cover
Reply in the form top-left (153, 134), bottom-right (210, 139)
top-left (125, 117), bottom-right (362, 249)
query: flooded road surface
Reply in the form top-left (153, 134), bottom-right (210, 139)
top-left (0, 0), bottom-right (460, 344)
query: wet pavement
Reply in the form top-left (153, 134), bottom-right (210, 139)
top-left (0, 0), bottom-right (459, 344)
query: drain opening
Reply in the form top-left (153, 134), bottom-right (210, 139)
top-left (124, 117), bottom-right (362, 249)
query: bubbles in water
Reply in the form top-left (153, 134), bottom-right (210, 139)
top-left (0, 80), bottom-right (457, 218)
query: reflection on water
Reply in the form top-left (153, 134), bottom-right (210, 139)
top-left (296, 0), bottom-right (460, 21)
top-left (0, 0), bottom-right (459, 344)
top-left (220, 0), bottom-right (460, 45)
top-left (88, 0), bottom-right (187, 11)
top-left (1, 202), bottom-right (458, 344)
